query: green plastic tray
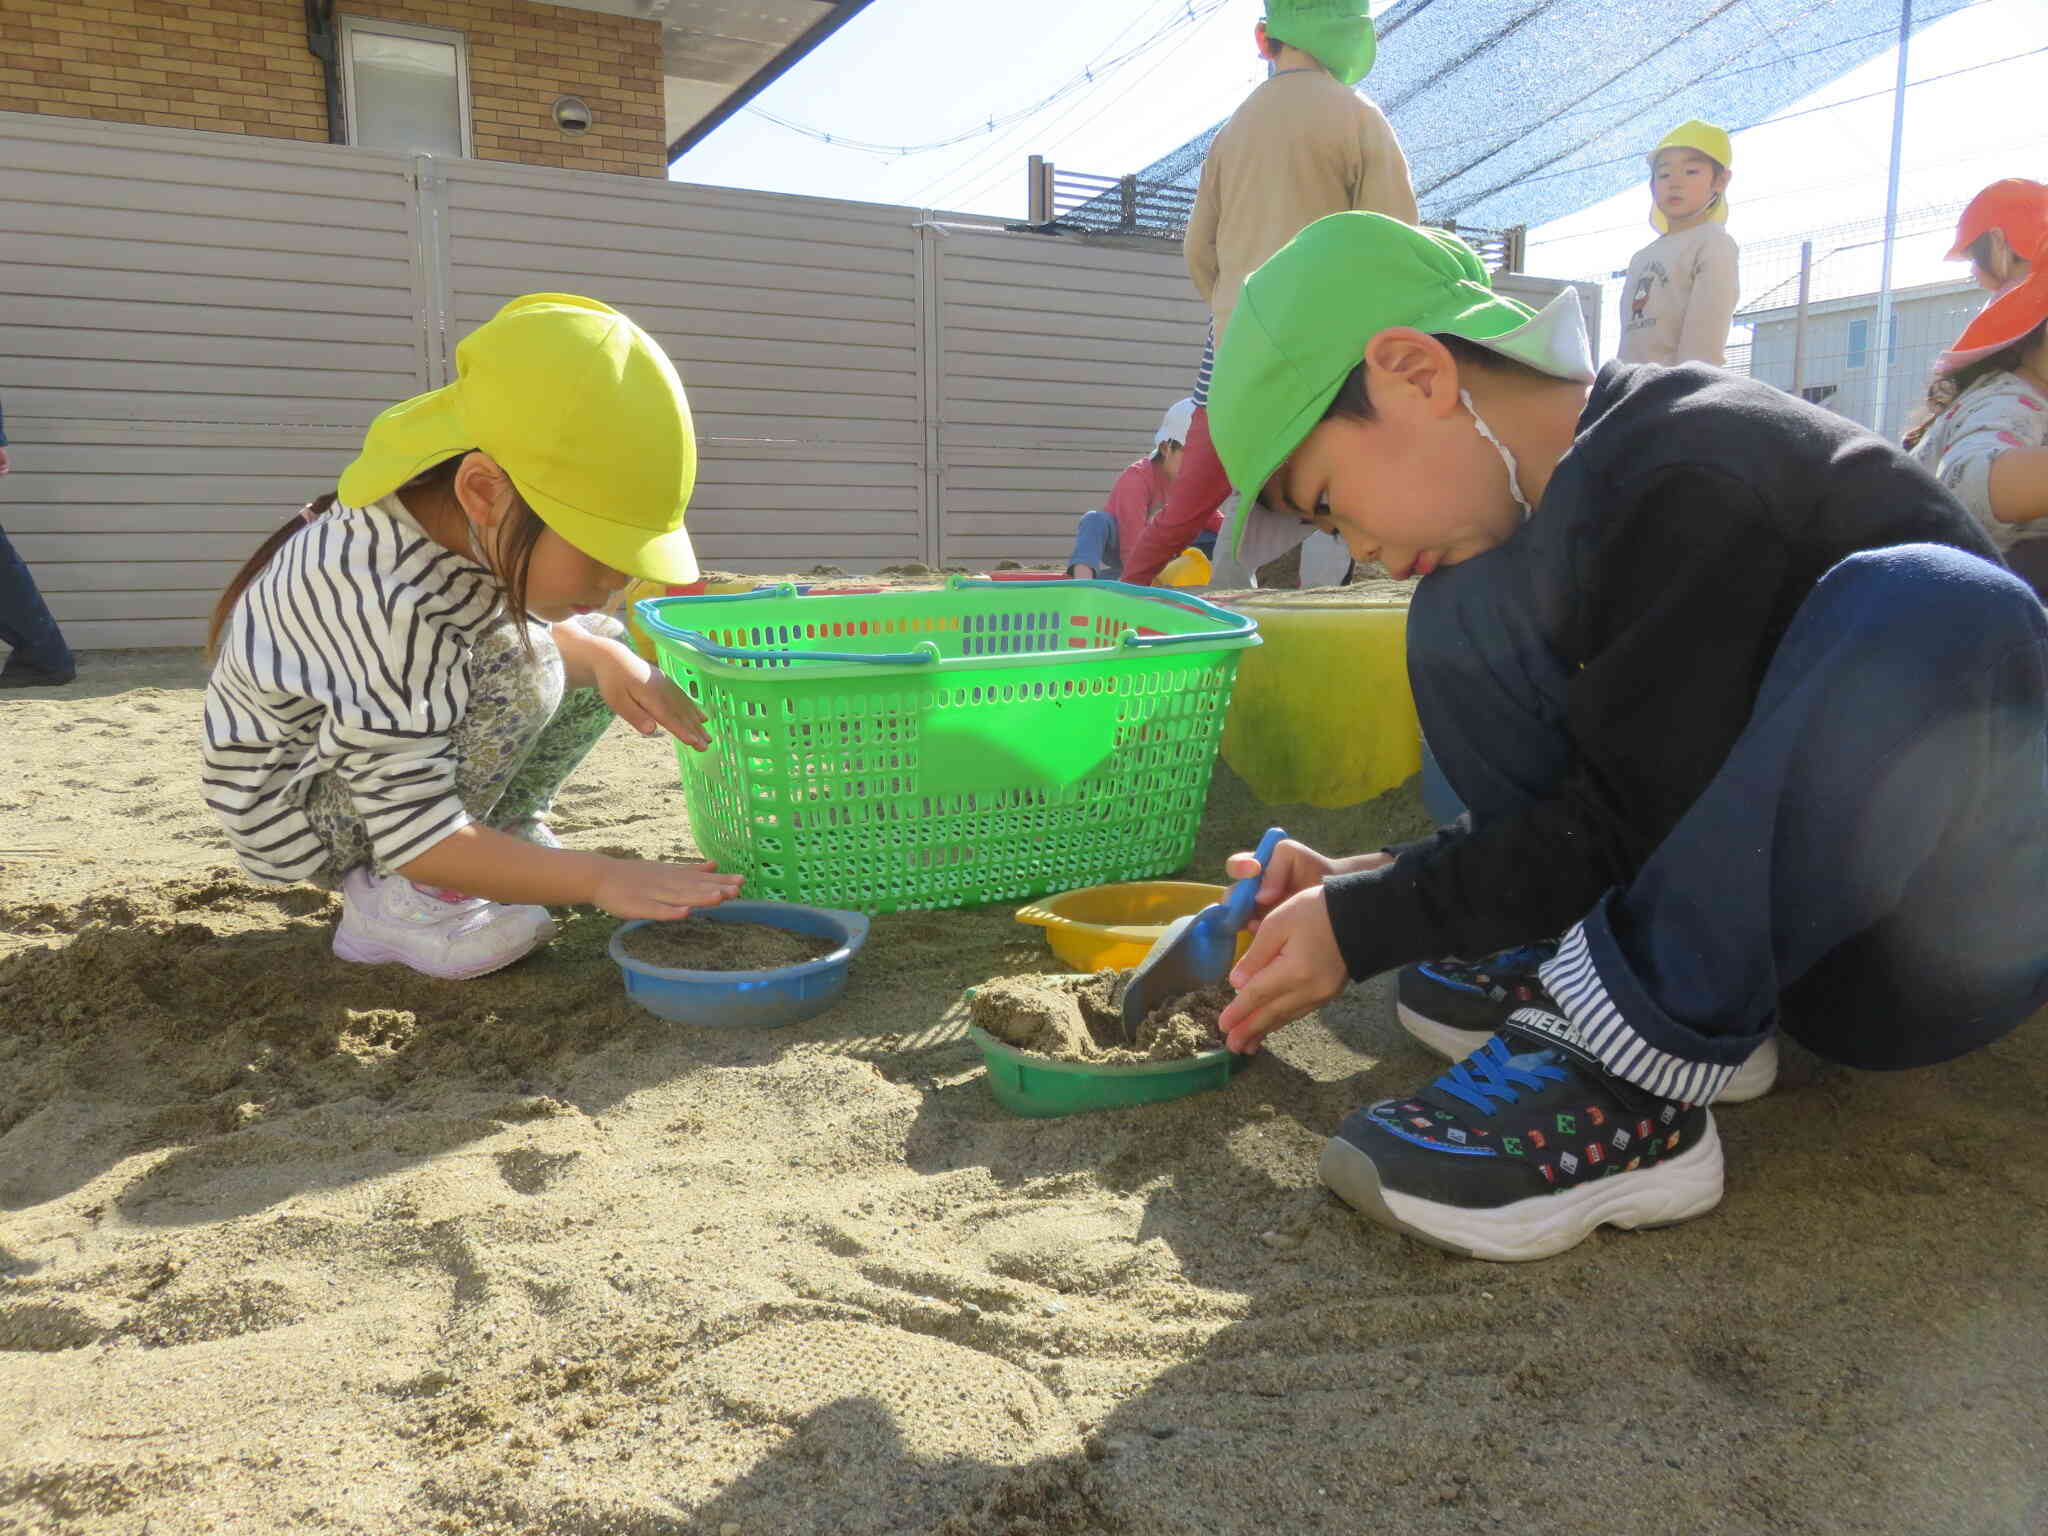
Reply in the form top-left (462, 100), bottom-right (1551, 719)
top-left (966, 1023), bottom-right (1249, 1118)
top-left (637, 577), bottom-right (1260, 913)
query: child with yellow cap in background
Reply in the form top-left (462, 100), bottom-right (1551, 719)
top-left (1616, 121), bottom-right (1740, 368)
top-left (1201, 212), bottom-right (2044, 1262)
top-left (1119, 0), bottom-right (1416, 588)
top-left (202, 294), bottom-right (742, 980)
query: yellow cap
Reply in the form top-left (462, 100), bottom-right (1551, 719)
top-left (1648, 120), bottom-right (1732, 234)
top-left (338, 293), bottom-right (698, 583)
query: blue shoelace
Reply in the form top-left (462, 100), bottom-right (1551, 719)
top-left (1434, 1036), bottom-right (1567, 1116)
top-left (1441, 943), bottom-right (1554, 983)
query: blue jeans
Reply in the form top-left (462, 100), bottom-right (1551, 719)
top-left (1411, 543), bottom-right (2047, 1072)
top-left (1067, 510), bottom-right (1120, 578)
top-left (1417, 736), bottom-right (1468, 824)
top-left (0, 524), bottom-right (73, 677)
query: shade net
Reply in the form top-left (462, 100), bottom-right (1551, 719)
top-left (1130, 0), bottom-right (1969, 229)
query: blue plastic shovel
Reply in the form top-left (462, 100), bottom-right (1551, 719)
top-left (1120, 826), bottom-right (1286, 1035)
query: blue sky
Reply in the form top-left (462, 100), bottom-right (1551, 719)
top-left (674, 0), bottom-right (2045, 332)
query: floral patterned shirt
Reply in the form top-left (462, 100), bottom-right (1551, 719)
top-left (1909, 369), bottom-right (2048, 554)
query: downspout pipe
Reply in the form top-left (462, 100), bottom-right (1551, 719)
top-left (304, 0), bottom-right (345, 145)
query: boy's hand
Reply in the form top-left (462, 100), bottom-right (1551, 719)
top-left (1222, 841), bottom-right (1393, 929)
top-left (590, 857), bottom-right (742, 920)
top-left (591, 643), bottom-right (711, 750)
top-left (1216, 886), bottom-right (1349, 1054)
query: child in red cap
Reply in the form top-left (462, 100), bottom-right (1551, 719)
top-left (1908, 219), bottom-right (2048, 598)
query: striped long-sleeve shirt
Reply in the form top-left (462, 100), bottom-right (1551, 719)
top-left (203, 497), bottom-right (504, 882)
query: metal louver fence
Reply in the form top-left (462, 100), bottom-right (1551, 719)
top-left (1024, 154), bottom-right (1523, 270)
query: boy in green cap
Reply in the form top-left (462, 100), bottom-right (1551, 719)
top-left (1119, 0), bottom-right (1416, 588)
top-left (1207, 212), bottom-right (2047, 1262)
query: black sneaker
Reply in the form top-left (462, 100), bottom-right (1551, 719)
top-left (1395, 943), bottom-right (1556, 1052)
top-left (1320, 1007), bottom-right (1723, 1262)
top-left (1396, 943), bottom-right (1779, 1103)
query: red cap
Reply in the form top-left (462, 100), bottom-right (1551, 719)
top-left (1937, 232), bottom-right (2048, 374)
top-left (1948, 179), bottom-right (2048, 261)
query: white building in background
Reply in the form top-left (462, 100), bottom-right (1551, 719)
top-left (1740, 277), bottom-right (1984, 443)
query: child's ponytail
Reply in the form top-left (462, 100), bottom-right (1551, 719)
top-left (206, 454), bottom-right (554, 662)
top-left (206, 494), bottom-right (337, 659)
top-left (1902, 325), bottom-right (2042, 451)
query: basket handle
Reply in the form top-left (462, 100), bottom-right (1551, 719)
top-left (945, 574), bottom-right (1259, 648)
top-left (636, 589), bottom-right (942, 667)
top-left (655, 628), bottom-right (942, 668)
top-left (636, 576), bottom-right (1256, 667)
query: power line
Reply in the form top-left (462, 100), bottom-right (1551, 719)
top-left (1528, 126), bottom-right (2038, 250)
top-left (1503, 40), bottom-right (2048, 199)
top-left (912, 0), bottom-right (1200, 210)
top-left (926, 0), bottom-right (1238, 210)
top-left (745, 0), bottom-right (1236, 159)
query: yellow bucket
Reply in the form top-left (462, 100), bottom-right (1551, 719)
top-left (1218, 598), bottom-right (1420, 807)
top-left (1157, 546), bottom-right (1213, 589)
top-left (1015, 881), bottom-right (1255, 974)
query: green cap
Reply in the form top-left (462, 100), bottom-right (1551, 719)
top-left (1209, 212), bottom-right (1595, 570)
top-left (1265, 0), bottom-right (1376, 86)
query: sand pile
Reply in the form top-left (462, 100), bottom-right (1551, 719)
top-left (616, 920), bottom-right (840, 972)
top-left (2, 650), bottom-right (2045, 1535)
top-left (970, 972), bottom-right (1233, 1063)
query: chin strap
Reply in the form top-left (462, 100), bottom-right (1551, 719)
top-left (1461, 389), bottom-right (1532, 521)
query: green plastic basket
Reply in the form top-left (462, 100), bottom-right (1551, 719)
top-left (636, 577), bottom-right (1261, 912)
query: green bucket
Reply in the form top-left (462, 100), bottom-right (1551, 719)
top-left (637, 578), bottom-right (1260, 912)
top-left (967, 1024), bottom-right (1250, 1117)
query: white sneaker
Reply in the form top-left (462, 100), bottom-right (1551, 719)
top-left (332, 868), bottom-right (555, 980)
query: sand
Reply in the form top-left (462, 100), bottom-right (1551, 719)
top-left (970, 973), bottom-right (1232, 1063)
top-left (3, 650), bottom-right (2047, 1535)
top-left (617, 921), bottom-right (840, 973)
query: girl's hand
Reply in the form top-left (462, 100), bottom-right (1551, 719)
top-left (590, 857), bottom-right (742, 920)
top-left (1221, 841), bottom-right (1393, 929)
top-left (589, 642), bottom-right (711, 751)
top-left (1215, 886), bottom-right (1350, 1054)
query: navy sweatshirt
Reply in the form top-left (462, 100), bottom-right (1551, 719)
top-left (1323, 362), bottom-right (2001, 981)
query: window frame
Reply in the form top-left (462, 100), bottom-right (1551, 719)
top-left (1845, 317), bottom-right (1869, 371)
top-left (337, 14), bottom-right (473, 159)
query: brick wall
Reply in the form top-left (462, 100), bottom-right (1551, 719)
top-left (0, 0), bottom-right (668, 177)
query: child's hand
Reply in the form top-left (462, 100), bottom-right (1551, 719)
top-left (590, 857), bottom-right (742, 920)
top-left (1216, 886), bottom-right (1349, 1054)
top-left (592, 645), bottom-right (712, 750)
top-left (1222, 841), bottom-right (1393, 929)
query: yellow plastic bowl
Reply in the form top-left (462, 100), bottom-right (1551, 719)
top-left (1015, 881), bottom-right (1255, 974)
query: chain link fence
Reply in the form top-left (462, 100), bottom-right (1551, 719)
top-left (1561, 200), bottom-right (1988, 444)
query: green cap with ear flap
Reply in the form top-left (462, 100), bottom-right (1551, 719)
top-left (1207, 212), bottom-right (1594, 573)
top-left (1264, 0), bottom-right (1376, 85)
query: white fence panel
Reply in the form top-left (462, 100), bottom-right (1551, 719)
top-left (932, 227), bottom-right (1209, 567)
top-left (437, 161), bottom-right (934, 574)
top-left (2, 113), bottom-right (1318, 645)
top-left (0, 112), bottom-right (428, 650)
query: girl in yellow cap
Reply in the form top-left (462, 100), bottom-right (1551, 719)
top-left (1617, 121), bottom-right (1740, 368)
top-left (202, 294), bottom-right (742, 980)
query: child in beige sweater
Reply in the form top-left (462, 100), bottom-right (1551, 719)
top-left (1122, 0), bottom-right (1416, 587)
top-left (1618, 121), bottom-right (1741, 368)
